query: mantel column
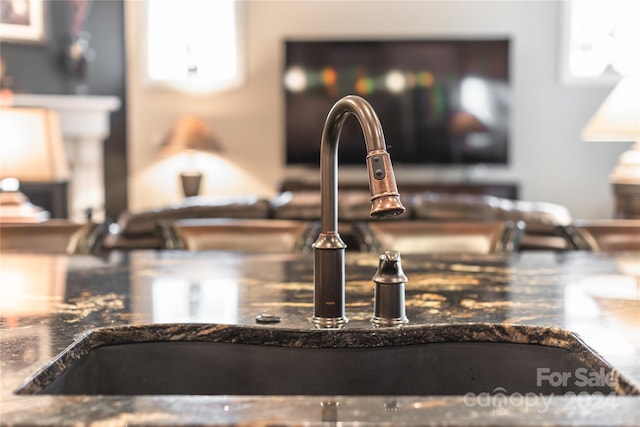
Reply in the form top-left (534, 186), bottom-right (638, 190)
top-left (12, 94), bottom-right (121, 222)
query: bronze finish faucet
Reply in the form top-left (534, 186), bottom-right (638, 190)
top-left (312, 95), bottom-right (405, 328)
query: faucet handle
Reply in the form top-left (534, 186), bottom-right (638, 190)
top-left (371, 250), bottom-right (409, 327)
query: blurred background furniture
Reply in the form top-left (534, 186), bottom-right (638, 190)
top-left (0, 107), bottom-right (69, 222)
top-left (582, 77), bottom-right (640, 219)
top-left (158, 218), bottom-right (320, 253)
top-left (106, 191), bottom-right (574, 252)
top-left (104, 195), bottom-right (271, 250)
top-left (409, 193), bottom-right (572, 251)
top-left (15, 182), bottom-right (68, 219)
top-left (0, 191), bottom-right (50, 223)
top-left (9, 94), bottom-right (121, 222)
top-left (0, 220), bottom-right (109, 255)
top-left (560, 219), bottom-right (640, 252)
top-left (353, 220), bottom-right (525, 254)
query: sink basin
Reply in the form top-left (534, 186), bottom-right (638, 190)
top-left (17, 324), bottom-right (634, 396)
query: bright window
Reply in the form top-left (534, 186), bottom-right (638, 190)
top-left (146, 0), bottom-right (244, 93)
top-left (560, 0), bottom-right (639, 85)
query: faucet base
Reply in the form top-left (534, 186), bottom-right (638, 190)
top-left (371, 316), bottom-right (409, 327)
top-left (311, 316), bottom-right (348, 329)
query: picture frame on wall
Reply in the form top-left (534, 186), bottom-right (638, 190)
top-left (0, 0), bottom-right (46, 43)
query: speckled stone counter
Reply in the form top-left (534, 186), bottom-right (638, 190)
top-left (1, 250), bottom-right (639, 426)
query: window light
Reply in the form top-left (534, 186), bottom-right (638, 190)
top-left (563, 0), bottom-right (639, 84)
top-left (146, 0), bottom-right (244, 93)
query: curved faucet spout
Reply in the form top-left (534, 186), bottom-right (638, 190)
top-left (312, 95), bottom-right (405, 328)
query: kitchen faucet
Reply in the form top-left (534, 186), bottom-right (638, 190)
top-left (312, 95), bottom-right (405, 328)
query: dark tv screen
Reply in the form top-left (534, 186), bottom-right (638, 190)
top-left (284, 39), bottom-right (510, 166)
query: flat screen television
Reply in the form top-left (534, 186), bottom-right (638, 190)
top-left (284, 39), bottom-right (510, 166)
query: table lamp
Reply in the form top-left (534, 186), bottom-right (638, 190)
top-left (0, 108), bottom-right (70, 222)
top-left (582, 77), bottom-right (640, 219)
top-left (158, 116), bottom-right (223, 197)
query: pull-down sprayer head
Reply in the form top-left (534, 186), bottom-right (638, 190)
top-left (317, 95), bottom-right (404, 235)
top-left (366, 150), bottom-right (405, 218)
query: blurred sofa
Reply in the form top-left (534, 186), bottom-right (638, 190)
top-left (104, 191), bottom-right (573, 252)
top-left (104, 195), bottom-right (271, 250)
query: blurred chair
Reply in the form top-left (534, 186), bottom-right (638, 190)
top-left (158, 218), bottom-right (320, 253)
top-left (352, 220), bottom-right (525, 255)
top-left (411, 192), bottom-right (572, 250)
top-left (105, 195), bottom-right (271, 250)
top-left (0, 220), bottom-right (108, 255)
top-left (560, 219), bottom-right (640, 252)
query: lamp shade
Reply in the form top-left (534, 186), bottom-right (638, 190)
top-left (582, 77), bottom-right (640, 143)
top-left (0, 108), bottom-right (70, 182)
top-left (582, 76), bottom-right (640, 218)
top-left (158, 115), bottom-right (223, 157)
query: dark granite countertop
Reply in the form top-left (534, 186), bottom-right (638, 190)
top-left (0, 250), bottom-right (639, 426)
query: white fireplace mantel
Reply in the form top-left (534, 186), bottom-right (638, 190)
top-left (12, 94), bottom-right (121, 222)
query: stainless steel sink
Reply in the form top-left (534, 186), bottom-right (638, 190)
top-left (16, 324), bottom-right (634, 396)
